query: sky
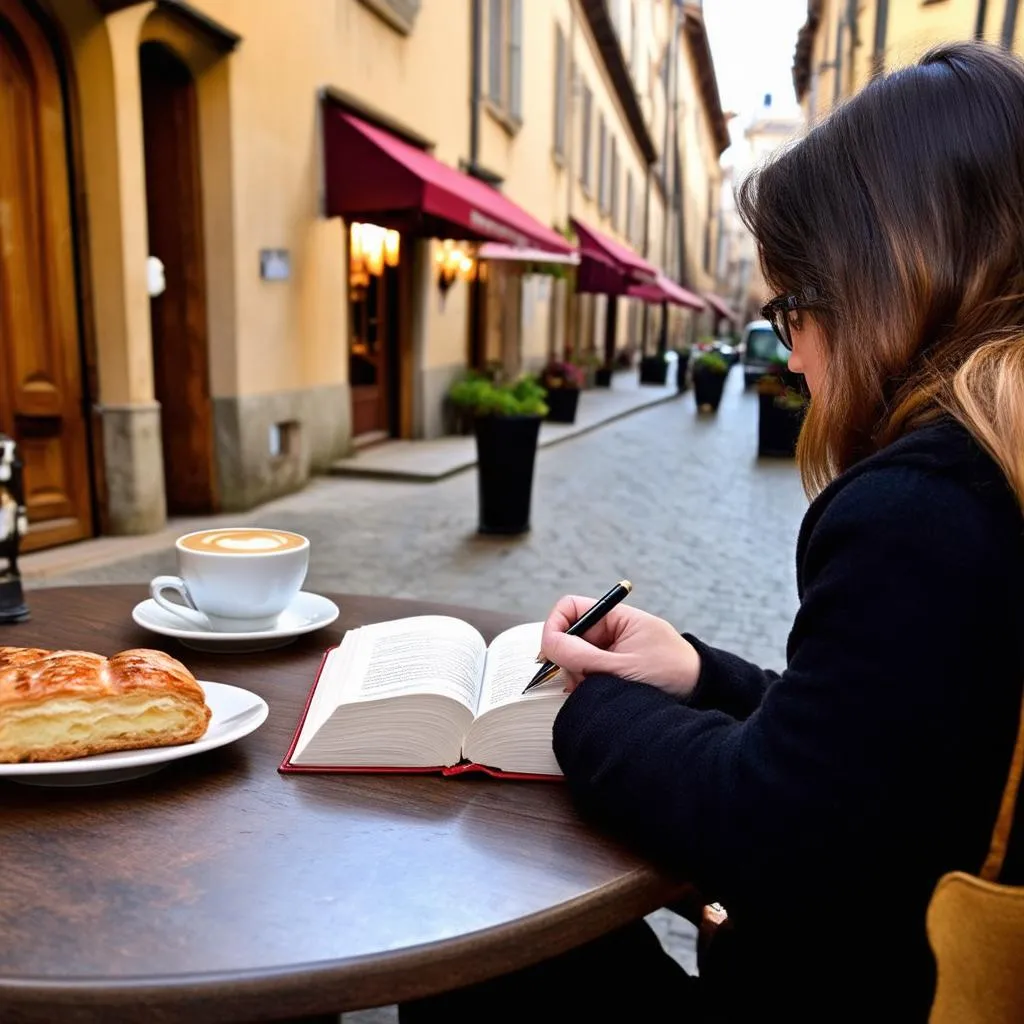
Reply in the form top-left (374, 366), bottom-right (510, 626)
top-left (703, 0), bottom-right (808, 150)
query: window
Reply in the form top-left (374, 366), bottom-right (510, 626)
top-left (579, 83), bottom-right (593, 190)
top-left (610, 138), bottom-right (620, 230)
top-left (597, 114), bottom-right (607, 212)
top-left (487, 0), bottom-right (522, 123)
top-left (553, 25), bottom-right (567, 158)
top-left (488, 0), bottom-right (502, 102)
top-left (508, 0), bottom-right (522, 120)
top-left (625, 172), bottom-right (633, 242)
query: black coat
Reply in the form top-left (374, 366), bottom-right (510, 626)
top-left (553, 420), bottom-right (1024, 1021)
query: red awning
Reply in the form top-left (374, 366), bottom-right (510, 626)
top-left (627, 274), bottom-right (706, 311)
top-left (323, 108), bottom-right (573, 255)
top-left (571, 217), bottom-right (658, 294)
top-left (705, 292), bottom-right (739, 322)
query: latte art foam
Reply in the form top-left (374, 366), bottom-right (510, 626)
top-left (179, 529), bottom-right (306, 554)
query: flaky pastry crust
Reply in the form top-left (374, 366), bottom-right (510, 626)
top-left (0, 646), bottom-right (211, 763)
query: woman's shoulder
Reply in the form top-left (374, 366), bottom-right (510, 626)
top-left (799, 420), bottom-right (1023, 567)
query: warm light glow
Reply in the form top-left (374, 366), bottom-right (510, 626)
top-left (349, 222), bottom-right (400, 281)
top-left (434, 239), bottom-right (476, 293)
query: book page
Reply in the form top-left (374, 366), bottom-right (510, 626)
top-left (477, 621), bottom-right (563, 714)
top-left (340, 615), bottom-right (487, 713)
top-left (461, 622), bottom-right (567, 776)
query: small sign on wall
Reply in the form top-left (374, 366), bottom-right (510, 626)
top-left (260, 249), bottom-right (291, 281)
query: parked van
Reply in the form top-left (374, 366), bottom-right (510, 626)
top-left (740, 319), bottom-right (789, 388)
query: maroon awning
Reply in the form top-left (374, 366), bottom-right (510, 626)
top-left (323, 108), bottom-right (573, 254)
top-left (571, 217), bottom-right (658, 294)
top-left (627, 275), bottom-right (706, 311)
top-left (705, 292), bottom-right (739, 322)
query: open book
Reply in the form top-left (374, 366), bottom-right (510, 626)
top-left (279, 616), bottom-right (568, 779)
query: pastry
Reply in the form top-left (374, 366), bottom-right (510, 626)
top-left (0, 646), bottom-right (211, 763)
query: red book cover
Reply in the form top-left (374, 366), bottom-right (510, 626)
top-left (278, 646), bottom-right (562, 782)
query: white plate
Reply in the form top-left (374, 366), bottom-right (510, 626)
top-left (132, 591), bottom-right (340, 653)
top-left (0, 680), bottom-right (268, 787)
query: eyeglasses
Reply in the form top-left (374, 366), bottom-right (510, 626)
top-left (760, 289), bottom-right (818, 351)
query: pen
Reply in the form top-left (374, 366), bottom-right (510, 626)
top-left (523, 580), bottom-right (633, 693)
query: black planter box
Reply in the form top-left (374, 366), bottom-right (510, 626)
top-left (474, 415), bottom-right (542, 535)
top-left (544, 387), bottom-right (580, 424)
top-left (639, 355), bottom-right (669, 385)
top-left (758, 393), bottom-right (805, 457)
top-left (594, 368), bottom-right (613, 388)
top-left (692, 369), bottom-right (727, 412)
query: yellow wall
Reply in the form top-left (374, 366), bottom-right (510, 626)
top-left (187, 0), bottom-right (471, 398)
top-left (802, 0), bottom-right (1022, 122)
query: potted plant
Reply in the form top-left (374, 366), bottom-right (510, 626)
top-left (756, 357), bottom-right (808, 457)
top-left (691, 351), bottom-right (730, 413)
top-left (539, 359), bottom-right (585, 424)
top-left (638, 350), bottom-right (669, 385)
top-left (447, 373), bottom-right (548, 535)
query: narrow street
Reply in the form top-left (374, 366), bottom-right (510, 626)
top-left (29, 370), bottom-right (807, 673)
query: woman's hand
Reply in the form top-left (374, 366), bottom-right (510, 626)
top-left (540, 595), bottom-right (702, 699)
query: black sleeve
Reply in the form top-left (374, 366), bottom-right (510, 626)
top-left (552, 467), bottom-right (1022, 916)
top-left (682, 634), bottom-right (780, 720)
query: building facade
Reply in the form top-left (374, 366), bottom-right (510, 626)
top-left (0, 0), bottom-right (727, 551)
top-left (794, 0), bottom-right (1023, 123)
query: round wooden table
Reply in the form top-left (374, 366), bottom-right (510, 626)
top-left (0, 586), bottom-right (689, 1023)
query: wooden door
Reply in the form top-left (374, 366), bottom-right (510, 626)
top-left (349, 263), bottom-right (397, 440)
top-left (0, 0), bottom-right (93, 551)
top-left (140, 42), bottom-right (217, 515)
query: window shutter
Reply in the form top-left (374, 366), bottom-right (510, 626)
top-left (488, 0), bottom-right (503, 103)
top-left (508, 0), bottom-right (523, 119)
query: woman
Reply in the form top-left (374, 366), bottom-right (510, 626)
top-left (401, 40), bottom-right (1024, 1022)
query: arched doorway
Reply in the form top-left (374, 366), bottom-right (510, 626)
top-left (139, 40), bottom-right (217, 515)
top-left (0, 0), bottom-right (93, 551)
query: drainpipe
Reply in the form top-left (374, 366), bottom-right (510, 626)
top-left (1002, 0), bottom-right (1019, 47)
top-left (832, 5), bottom-right (845, 107)
top-left (871, 0), bottom-right (889, 78)
top-left (565, 6), bottom-right (577, 357)
top-left (468, 0), bottom-right (483, 368)
top-left (656, 0), bottom-right (680, 357)
top-left (469, 0), bottom-right (482, 167)
top-left (846, 0), bottom-right (858, 94)
top-left (975, 0), bottom-right (989, 39)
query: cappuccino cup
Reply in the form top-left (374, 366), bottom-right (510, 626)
top-left (150, 527), bottom-right (309, 632)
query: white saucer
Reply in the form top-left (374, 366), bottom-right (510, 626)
top-left (0, 680), bottom-right (268, 787)
top-left (132, 591), bottom-right (340, 653)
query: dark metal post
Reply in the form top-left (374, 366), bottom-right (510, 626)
top-left (1002, 0), bottom-right (1019, 47)
top-left (0, 437), bottom-right (29, 623)
top-left (871, 0), bottom-right (888, 78)
top-left (975, 0), bottom-right (989, 39)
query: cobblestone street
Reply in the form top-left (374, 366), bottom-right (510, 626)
top-left (23, 369), bottom-right (808, 1019)
top-left (29, 371), bottom-right (807, 670)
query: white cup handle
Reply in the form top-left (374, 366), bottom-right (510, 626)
top-left (150, 575), bottom-right (210, 629)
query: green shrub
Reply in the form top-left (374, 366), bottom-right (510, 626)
top-left (447, 372), bottom-right (549, 418)
top-left (692, 351), bottom-right (729, 374)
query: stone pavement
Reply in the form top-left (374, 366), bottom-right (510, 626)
top-left (21, 368), bottom-right (808, 1022)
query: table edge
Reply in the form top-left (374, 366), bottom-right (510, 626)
top-left (0, 872), bottom-right (691, 1018)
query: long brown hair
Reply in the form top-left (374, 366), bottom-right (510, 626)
top-left (738, 41), bottom-right (1024, 504)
